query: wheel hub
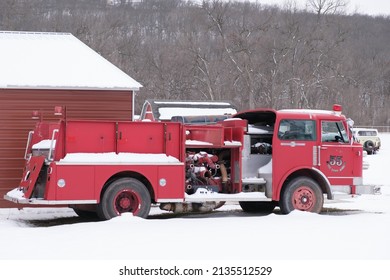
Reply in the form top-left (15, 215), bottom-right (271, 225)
top-left (114, 190), bottom-right (140, 214)
top-left (119, 197), bottom-right (131, 209)
top-left (292, 186), bottom-right (315, 211)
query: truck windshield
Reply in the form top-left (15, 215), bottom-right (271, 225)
top-left (321, 121), bottom-right (349, 143)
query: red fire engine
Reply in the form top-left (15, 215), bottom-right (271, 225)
top-left (4, 105), bottom-right (379, 219)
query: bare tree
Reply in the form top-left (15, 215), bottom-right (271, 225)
top-left (307, 0), bottom-right (348, 17)
top-left (202, 0), bottom-right (274, 109)
top-left (1, 0), bottom-right (389, 125)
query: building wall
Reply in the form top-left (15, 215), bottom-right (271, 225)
top-left (0, 88), bottom-right (133, 207)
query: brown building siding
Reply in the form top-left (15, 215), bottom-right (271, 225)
top-left (0, 88), bottom-right (134, 207)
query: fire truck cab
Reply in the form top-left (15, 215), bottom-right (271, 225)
top-left (4, 105), bottom-right (379, 219)
top-left (235, 105), bottom-right (379, 213)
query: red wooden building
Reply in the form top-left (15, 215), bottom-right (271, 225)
top-left (0, 31), bottom-right (141, 207)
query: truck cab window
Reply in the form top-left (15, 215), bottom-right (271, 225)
top-left (278, 119), bottom-right (316, 141)
top-left (321, 121), bottom-right (349, 143)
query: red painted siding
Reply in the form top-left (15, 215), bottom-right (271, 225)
top-left (0, 88), bottom-right (133, 207)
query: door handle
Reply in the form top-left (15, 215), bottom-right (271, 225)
top-left (320, 147), bottom-right (328, 150)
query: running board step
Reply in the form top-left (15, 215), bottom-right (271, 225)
top-left (185, 189), bottom-right (272, 202)
top-left (242, 177), bottom-right (266, 185)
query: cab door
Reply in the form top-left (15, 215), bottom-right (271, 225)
top-left (272, 118), bottom-right (317, 198)
top-left (318, 120), bottom-right (360, 186)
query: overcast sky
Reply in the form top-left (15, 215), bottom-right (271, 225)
top-left (252, 0), bottom-right (390, 16)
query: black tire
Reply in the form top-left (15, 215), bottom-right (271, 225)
top-left (279, 177), bottom-right (323, 214)
top-left (364, 140), bottom-right (375, 154)
top-left (239, 201), bottom-right (276, 213)
top-left (97, 178), bottom-right (151, 220)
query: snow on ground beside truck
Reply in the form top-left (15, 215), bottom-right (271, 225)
top-left (0, 134), bottom-right (389, 261)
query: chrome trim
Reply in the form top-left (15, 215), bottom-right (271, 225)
top-left (281, 142), bottom-right (306, 147)
top-left (317, 145), bottom-right (321, 166)
top-left (330, 185), bottom-right (381, 196)
top-left (184, 189), bottom-right (272, 202)
top-left (320, 145), bottom-right (357, 148)
top-left (157, 199), bottom-right (184, 203)
top-left (24, 131), bottom-right (34, 160)
top-left (242, 178), bottom-right (266, 184)
top-left (353, 177), bottom-right (363, 185)
top-left (3, 194), bottom-right (97, 205)
top-left (356, 185), bottom-right (381, 195)
top-left (327, 176), bottom-right (357, 180)
top-left (312, 146), bottom-right (318, 166)
top-left (47, 129), bottom-right (59, 161)
top-left (310, 167), bottom-right (333, 199)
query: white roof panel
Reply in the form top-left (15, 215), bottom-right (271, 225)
top-left (0, 31), bottom-right (142, 90)
top-left (159, 107), bottom-right (237, 120)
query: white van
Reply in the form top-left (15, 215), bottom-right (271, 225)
top-left (352, 128), bottom-right (381, 154)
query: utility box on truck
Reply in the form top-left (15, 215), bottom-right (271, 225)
top-left (5, 105), bottom-right (379, 219)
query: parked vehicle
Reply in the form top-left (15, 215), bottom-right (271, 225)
top-left (5, 105), bottom-right (380, 219)
top-left (353, 128), bottom-right (381, 154)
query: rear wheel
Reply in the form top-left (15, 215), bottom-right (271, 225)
top-left (97, 178), bottom-right (151, 220)
top-left (280, 177), bottom-right (323, 214)
top-left (239, 201), bottom-right (276, 214)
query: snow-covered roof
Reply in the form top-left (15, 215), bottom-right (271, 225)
top-left (0, 31), bottom-right (142, 90)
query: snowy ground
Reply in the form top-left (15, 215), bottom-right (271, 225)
top-left (1, 134), bottom-right (389, 279)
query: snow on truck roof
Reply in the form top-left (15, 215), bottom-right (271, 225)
top-left (141, 99), bottom-right (237, 121)
top-left (279, 109), bottom-right (336, 114)
top-left (0, 31), bottom-right (142, 90)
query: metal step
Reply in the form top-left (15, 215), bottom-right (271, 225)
top-left (184, 188), bottom-right (271, 202)
top-left (241, 177), bottom-right (266, 185)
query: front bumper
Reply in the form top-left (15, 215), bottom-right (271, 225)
top-left (330, 184), bottom-right (381, 199)
top-left (356, 184), bottom-right (381, 195)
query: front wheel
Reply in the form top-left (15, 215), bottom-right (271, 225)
top-left (97, 178), bottom-right (151, 220)
top-left (279, 177), bottom-right (323, 214)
